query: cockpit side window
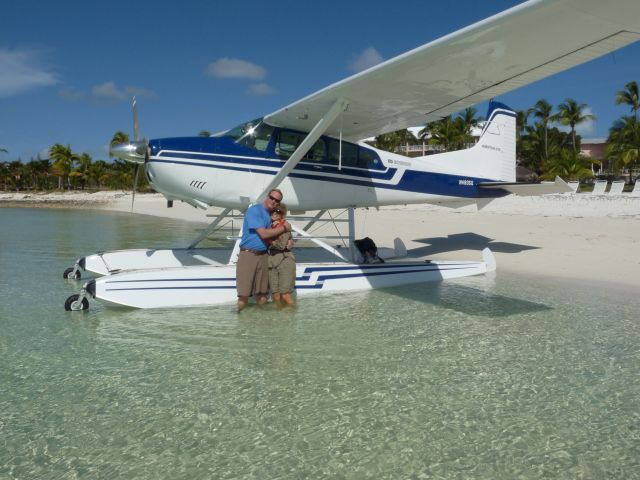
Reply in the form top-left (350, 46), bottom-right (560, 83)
top-left (223, 118), bottom-right (262, 140)
top-left (276, 131), bottom-right (303, 157)
top-left (235, 122), bottom-right (273, 152)
top-left (276, 130), bottom-right (325, 161)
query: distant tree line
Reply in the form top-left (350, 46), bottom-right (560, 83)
top-left (1, 82), bottom-right (639, 191)
top-left (1, 131), bottom-right (149, 192)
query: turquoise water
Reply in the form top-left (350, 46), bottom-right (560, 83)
top-left (1, 207), bottom-right (639, 479)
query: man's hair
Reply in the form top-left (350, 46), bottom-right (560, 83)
top-left (269, 188), bottom-right (283, 199)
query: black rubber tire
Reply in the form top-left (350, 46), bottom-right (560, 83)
top-left (64, 294), bottom-right (89, 311)
top-left (63, 267), bottom-right (81, 280)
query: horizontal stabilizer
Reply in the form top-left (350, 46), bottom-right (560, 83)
top-left (478, 176), bottom-right (573, 196)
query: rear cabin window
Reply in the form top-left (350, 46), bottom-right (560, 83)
top-left (358, 147), bottom-right (378, 168)
top-left (275, 131), bottom-right (380, 169)
top-left (327, 139), bottom-right (358, 167)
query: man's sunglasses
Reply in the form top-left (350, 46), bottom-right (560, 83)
top-left (268, 195), bottom-right (281, 203)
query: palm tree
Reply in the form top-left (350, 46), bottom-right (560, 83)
top-left (110, 131), bottom-right (130, 150)
top-left (606, 116), bottom-right (640, 178)
top-left (516, 110), bottom-right (529, 135)
top-left (457, 107), bottom-right (482, 147)
top-left (26, 157), bottom-right (51, 190)
top-left (70, 153), bottom-right (93, 189)
top-left (1, 161), bottom-right (9, 190)
top-left (6, 160), bottom-right (29, 191)
top-left (557, 99), bottom-right (595, 153)
top-left (615, 81), bottom-right (639, 122)
top-left (424, 116), bottom-right (467, 152)
top-left (528, 99), bottom-right (557, 159)
top-left (520, 123), bottom-right (548, 173)
top-left (375, 130), bottom-right (405, 152)
top-left (49, 143), bottom-right (79, 189)
top-left (397, 129), bottom-right (417, 154)
top-left (540, 149), bottom-right (593, 181)
top-left (88, 160), bottom-right (109, 189)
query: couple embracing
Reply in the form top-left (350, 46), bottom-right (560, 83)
top-left (236, 189), bottom-right (296, 311)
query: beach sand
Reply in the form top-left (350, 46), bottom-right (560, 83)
top-left (3, 190), bottom-right (640, 292)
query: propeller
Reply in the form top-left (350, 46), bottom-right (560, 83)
top-left (109, 97), bottom-right (149, 211)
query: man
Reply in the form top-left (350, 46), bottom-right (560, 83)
top-left (236, 188), bottom-right (292, 311)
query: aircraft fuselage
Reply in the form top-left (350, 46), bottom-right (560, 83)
top-left (145, 122), bottom-right (504, 211)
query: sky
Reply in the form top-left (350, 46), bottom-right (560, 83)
top-left (2, 0), bottom-right (640, 163)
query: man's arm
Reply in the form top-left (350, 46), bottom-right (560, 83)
top-left (256, 221), bottom-right (291, 240)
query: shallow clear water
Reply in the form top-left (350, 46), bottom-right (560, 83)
top-left (1, 208), bottom-right (639, 479)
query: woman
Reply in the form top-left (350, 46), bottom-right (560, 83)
top-left (267, 203), bottom-right (296, 306)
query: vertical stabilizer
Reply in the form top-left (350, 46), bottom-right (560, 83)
top-left (475, 101), bottom-right (516, 182)
top-left (413, 101), bottom-right (516, 182)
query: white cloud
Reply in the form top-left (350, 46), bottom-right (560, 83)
top-left (91, 81), bottom-right (155, 101)
top-left (0, 48), bottom-right (58, 97)
top-left (246, 82), bottom-right (276, 96)
top-left (206, 57), bottom-right (266, 80)
top-left (348, 47), bottom-right (384, 73)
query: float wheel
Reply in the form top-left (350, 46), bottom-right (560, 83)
top-left (64, 294), bottom-right (89, 311)
top-left (63, 267), bottom-right (81, 280)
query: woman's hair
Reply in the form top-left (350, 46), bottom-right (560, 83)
top-left (274, 202), bottom-right (287, 218)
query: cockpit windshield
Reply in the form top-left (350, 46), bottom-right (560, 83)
top-left (218, 118), bottom-right (274, 152)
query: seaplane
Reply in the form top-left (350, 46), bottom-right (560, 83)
top-left (63, 0), bottom-right (640, 310)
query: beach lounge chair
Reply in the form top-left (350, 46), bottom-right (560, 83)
top-left (608, 180), bottom-right (625, 195)
top-left (567, 181), bottom-right (580, 193)
top-left (630, 181), bottom-right (640, 197)
top-left (591, 180), bottom-right (607, 195)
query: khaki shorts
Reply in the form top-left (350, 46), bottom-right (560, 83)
top-left (268, 252), bottom-right (296, 294)
top-left (236, 250), bottom-right (269, 298)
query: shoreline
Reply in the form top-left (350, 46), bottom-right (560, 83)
top-left (3, 190), bottom-right (640, 292)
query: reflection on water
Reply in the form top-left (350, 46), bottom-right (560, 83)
top-left (1, 208), bottom-right (639, 479)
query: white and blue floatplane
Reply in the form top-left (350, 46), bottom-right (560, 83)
top-left (63, 0), bottom-right (640, 310)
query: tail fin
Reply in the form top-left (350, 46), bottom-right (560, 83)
top-left (415, 101), bottom-right (516, 182)
top-left (474, 101), bottom-right (516, 182)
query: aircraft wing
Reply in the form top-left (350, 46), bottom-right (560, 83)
top-left (264, 0), bottom-right (640, 140)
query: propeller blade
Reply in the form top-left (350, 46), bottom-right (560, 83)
top-left (109, 98), bottom-right (147, 164)
top-left (133, 97), bottom-right (140, 142)
top-left (131, 163), bottom-right (140, 212)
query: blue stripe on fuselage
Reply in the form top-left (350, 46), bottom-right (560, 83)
top-left (148, 155), bottom-right (502, 198)
top-left (152, 151), bottom-right (396, 181)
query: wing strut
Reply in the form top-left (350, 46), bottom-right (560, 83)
top-left (187, 207), bottom-right (233, 249)
top-left (253, 97), bottom-right (348, 202)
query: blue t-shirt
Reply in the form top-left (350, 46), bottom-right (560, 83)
top-left (239, 203), bottom-right (271, 251)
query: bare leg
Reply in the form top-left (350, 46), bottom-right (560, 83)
top-left (237, 296), bottom-right (249, 312)
top-left (256, 294), bottom-right (269, 305)
top-left (282, 293), bottom-right (295, 306)
top-left (272, 293), bottom-right (282, 304)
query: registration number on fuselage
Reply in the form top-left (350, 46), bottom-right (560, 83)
top-left (458, 179), bottom-right (474, 186)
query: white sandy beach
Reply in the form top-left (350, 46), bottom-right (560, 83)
top-left (3, 190), bottom-right (640, 292)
